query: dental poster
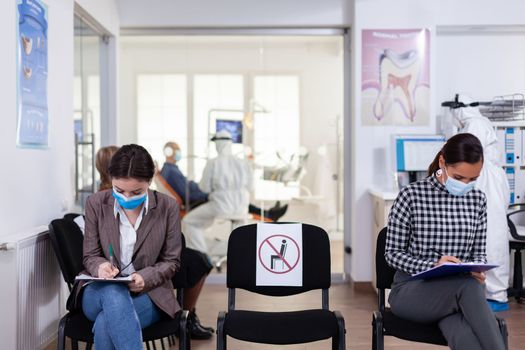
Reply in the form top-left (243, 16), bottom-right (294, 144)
top-left (17, 0), bottom-right (49, 147)
top-left (362, 29), bottom-right (430, 126)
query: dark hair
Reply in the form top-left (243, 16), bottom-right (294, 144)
top-left (428, 133), bottom-right (484, 176)
top-left (108, 144), bottom-right (155, 182)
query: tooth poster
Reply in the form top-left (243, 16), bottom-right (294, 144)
top-left (362, 29), bottom-right (430, 126)
top-left (17, 0), bottom-right (49, 147)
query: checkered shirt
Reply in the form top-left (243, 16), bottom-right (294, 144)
top-left (385, 174), bottom-right (487, 275)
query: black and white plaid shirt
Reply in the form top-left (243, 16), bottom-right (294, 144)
top-left (385, 174), bottom-right (487, 275)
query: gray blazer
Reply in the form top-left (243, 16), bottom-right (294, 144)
top-left (81, 189), bottom-right (182, 318)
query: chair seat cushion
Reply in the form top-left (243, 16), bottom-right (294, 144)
top-left (382, 309), bottom-right (447, 345)
top-left (63, 312), bottom-right (94, 343)
top-left (64, 311), bottom-right (179, 343)
top-left (224, 309), bottom-right (338, 344)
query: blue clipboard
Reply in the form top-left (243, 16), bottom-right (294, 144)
top-left (410, 263), bottom-right (498, 280)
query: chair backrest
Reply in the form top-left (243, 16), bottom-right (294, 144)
top-left (153, 173), bottom-right (184, 207)
top-left (507, 207), bottom-right (525, 240)
top-left (226, 223), bottom-right (331, 296)
top-left (63, 212), bottom-right (82, 221)
top-left (49, 218), bottom-right (85, 289)
top-left (376, 227), bottom-right (396, 290)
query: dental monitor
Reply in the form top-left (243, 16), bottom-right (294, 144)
top-left (216, 119), bottom-right (243, 144)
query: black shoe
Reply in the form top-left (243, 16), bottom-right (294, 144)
top-left (268, 204), bottom-right (288, 221)
top-left (191, 311), bottom-right (214, 333)
top-left (188, 312), bottom-right (214, 339)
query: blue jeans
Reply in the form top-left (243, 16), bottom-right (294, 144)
top-left (82, 282), bottom-right (161, 350)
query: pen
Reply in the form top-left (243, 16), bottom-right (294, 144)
top-left (109, 244), bottom-right (114, 268)
top-left (431, 248), bottom-right (443, 259)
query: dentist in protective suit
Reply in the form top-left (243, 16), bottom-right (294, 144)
top-left (182, 130), bottom-right (252, 253)
top-left (450, 95), bottom-right (510, 311)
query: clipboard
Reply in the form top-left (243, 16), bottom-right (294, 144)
top-left (75, 273), bottom-right (133, 283)
top-left (410, 263), bottom-right (498, 280)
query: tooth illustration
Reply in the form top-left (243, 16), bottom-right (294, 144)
top-left (373, 49), bottom-right (421, 121)
top-left (21, 35), bottom-right (33, 55)
top-left (23, 66), bottom-right (32, 79)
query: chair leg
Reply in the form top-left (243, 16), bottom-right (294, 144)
top-left (333, 310), bottom-right (346, 350)
top-left (160, 338), bottom-right (166, 350)
top-left (57, 315), bottom-right (68, 350)
top-left (217, 311), bottom-right (227, 350)
top-left (497, 317), bottom-right (509, 350)
top-left (146, 341), bottom-right (151, 350)
top-left (372, 311), bottom-right (384, 350)
top-left (85, 343), bottom-right (92, 350)
top-left (515, 249), bottom-right (523, 303)
top-left (152, 340), bottom-right (158, 350)
top-left (179, 310), bottom-right (189, 350)
top-left (72, 341), bottom-right (79, 350)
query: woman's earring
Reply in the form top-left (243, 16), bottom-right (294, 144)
top-left (436, 169), bottom-right (443, 177)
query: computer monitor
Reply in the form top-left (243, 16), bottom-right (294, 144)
top-left (216, 119), bottom-right (243, 144)
top-left (395, 135), bottom-right (445, 172)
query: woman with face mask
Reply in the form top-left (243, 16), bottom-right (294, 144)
top-left (77, 144), bottom-right (182, 350)
top-left (385, 133), bottom-right (506, 350)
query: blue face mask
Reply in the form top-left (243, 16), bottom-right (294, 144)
top-left (444, 168), bottom-right (476, 196)
top-left (175, 149), bottom-right (182, 162)
top-left (112, 189), bottom-right (147, 210)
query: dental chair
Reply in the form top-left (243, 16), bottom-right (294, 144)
top-left (152, 172), bottom-right (188, 218)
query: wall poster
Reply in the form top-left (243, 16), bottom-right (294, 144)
top-left (362, 29), bottom-right (430, 126)
top-left (17, 0), bottom-right (49, 147)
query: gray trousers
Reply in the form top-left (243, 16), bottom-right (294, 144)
top-left (389, 272), bottom-right (505, 350)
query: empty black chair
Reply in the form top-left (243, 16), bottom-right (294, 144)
top-left (48, 218), bottom-right (189, 350)
top-left (216, 223), bottom-right (346, 349)
top-left (507, 204), bottom-right (525, 302)
top-left (372, 227), bottom-right (508, 349)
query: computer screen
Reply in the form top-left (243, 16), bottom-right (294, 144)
top-left (396, 135), bottom-right (445, 171)
top-left (216, 119), bottom-right (243, 144)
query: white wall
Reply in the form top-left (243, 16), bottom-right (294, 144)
top-left (436, 34), bottom-right (525, 105)
top-left (117, 0), bottom-right (352, 29)
top-left (0, 0), bottom-right (74, 238)
top-left (0, 0), bottom-right (118, 240)
top-left (350, 0), bottom-right (525, 281)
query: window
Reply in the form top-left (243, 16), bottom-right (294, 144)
top-left (137, 74), bottom-right (188, 173)
top-left (253, 75), bottom-right (300, 198)
top-left (193, 74), bottom-right (244, 181)
top-left (253, 75), bottom-right (300, 166)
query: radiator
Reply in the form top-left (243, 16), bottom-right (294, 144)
top-left (0, 226), bottom-right (61, 350)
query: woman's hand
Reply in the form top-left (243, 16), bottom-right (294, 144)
top-left (98, 262), bottom-right (119, 278)
top-left (470, 271), bottom-right (486, 284)
top-left (129, 273), bottom-right (145, 292)
top-left (435, 255), bottom-right (461, 266)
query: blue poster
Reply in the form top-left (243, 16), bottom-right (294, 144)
top-left (17, 0), bottom-right (48, 147)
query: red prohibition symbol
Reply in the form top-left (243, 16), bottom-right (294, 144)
top-left (258, 234), bottom-right (300, 274)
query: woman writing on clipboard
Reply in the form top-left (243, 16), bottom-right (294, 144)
top-left (385, 133), bottom-right (505, 350)
top-left (79, 144), bottom-right (182, 349)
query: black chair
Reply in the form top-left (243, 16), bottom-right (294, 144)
top-left (63, 212), bottom-right (82, 221)
top-left (49, 218), bottom-right (190, 350)
top-left (216, 223), bottom-right (346, 350)
top-left (507, 204), bottom-right (525, 302)
top-left (372, 227), bottom-right (508, 350)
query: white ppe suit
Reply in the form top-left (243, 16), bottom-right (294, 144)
top-left (451, 95), bottom-right (510, 302)
top-left (183, 135), bottom-right (252, 253)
